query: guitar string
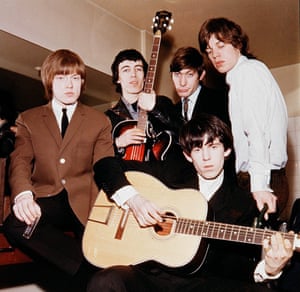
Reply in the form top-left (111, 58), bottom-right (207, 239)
top-left (89, 208), bottom-right (296, 246)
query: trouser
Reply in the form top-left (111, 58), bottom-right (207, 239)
top-left (87, 264), bottom-right (276, 292)
top-left (3, 189), bottom-right (85, 275)
top-left (237, 168), bottom-right (289, 218)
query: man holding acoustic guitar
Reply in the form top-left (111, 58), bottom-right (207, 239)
top-left (87, 114), bottom-right (293, 291)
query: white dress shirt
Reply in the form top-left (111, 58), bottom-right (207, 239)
top-left (227, 55), bottom-right (288, 192)
top-left (52, 99), bottom-right (77, 131)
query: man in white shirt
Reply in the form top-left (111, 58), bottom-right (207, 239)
top-left (199, 17), bottom-right (289, 220)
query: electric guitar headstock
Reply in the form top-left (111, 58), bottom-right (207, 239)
top-left (151, 10), bottom-right (174, 35)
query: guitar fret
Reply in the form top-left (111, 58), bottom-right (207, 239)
top-left (175, 219), bottom-right (296, 249)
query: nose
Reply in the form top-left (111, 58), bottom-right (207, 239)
top-left (202, 147), bottom-right (211, 161)
top-left (211, 48), bottom-right (219, 59)
top-left (179, 74), bottom-right (187, 86)
top-left (65, 76), bottom-right (73, 87)
top-left (131, 69), bottom-right (137, 77)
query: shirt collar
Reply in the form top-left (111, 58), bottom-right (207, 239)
top-left (226, 55), bottom-right (247, 84)
top-left (198, 170), bottom-right (224, 201)
top-left (51, 99), bottom-right (77, 121)
top-left (181, 85), bottom-right (201, 105)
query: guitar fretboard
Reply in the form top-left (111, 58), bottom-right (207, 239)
top-left (175, 218), bottom-right (295, 246)
top-left (137, 32), bottom-right (161, 132)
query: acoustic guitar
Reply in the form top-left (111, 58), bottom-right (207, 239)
top-left (112, 11), bottom-right (174, 162)
top-left (83, 171), bottom-right (300, 275)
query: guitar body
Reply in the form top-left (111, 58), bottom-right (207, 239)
top-left (113, 120), bottom-right (172, 161)
top-left (83, 171), bottom-right (208, 274)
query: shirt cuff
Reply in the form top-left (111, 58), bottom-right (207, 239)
top-left (249, 171), bottom-right (272, 193)
top-left (111, 185), bottom-right (139, 208)
top-left (254, 260), bottom-right (282, 282)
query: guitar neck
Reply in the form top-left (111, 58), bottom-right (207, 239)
top-left (137, 31), bottom-right (162, 131)
top-left (174, 218), bottom-right (298, 248)
top-left (144, 31), bottom-right (161, 94)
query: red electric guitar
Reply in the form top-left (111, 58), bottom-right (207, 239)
top-left (112, 11), bottom-right (174, 162)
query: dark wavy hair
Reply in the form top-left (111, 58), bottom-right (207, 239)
top-left (179, 113), bottom-right (233, 155)
top-left (111, 49), bottom-right (148, 94)
top-left (198, 17), bottom-right (255, 59)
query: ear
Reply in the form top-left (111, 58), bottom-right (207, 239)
top-left (199, 70), bottom-right (206, 81)
top-left (183, 151), bottom-right (193, 163)
top-left (224, 148), bottom-right (232, 158)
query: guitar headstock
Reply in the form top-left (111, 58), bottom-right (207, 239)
top-left (152, 10), bottom-right (174, 35)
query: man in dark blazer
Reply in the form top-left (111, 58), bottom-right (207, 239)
top-left (3, 49), bottom-right (114, 284)
top-left (89, 114), bottom-right (292, 291)
top-left (170, 46), bottom-right (230, 126)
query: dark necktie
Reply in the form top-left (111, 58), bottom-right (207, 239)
top-left (131, 102), bottom-right (138, 112)
top-left (183, 98), bottom-right (189, 121)
top-left (61, 108), bottom-right (69, 138)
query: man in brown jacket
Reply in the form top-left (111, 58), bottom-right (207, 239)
top-left (3, 49), bottom-right (113, 282)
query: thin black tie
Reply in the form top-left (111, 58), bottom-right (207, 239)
top-left (61, 108), bottom-right (69, 138)
top-left (183, 98), bottom-right (189, 121)
top-left (131, 102), bottom-right (138, 112)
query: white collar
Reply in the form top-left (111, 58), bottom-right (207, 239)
top-left (198, 170), bottom-right (224, 201)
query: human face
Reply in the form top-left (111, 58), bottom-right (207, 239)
top-left (172, 69), bottom-right (200, 98)
top-left (118, 60), bottom-right (144, 99)
top-left (184, 136), bottom-right (231, 180)
top-left (206, 34), bottom-right (241, 73)
top-left (52, 73), bottom-right (82, 106)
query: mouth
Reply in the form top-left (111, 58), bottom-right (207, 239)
top-left (215, 61), bottom-right (224, 68)
top-left (64, 92), bottom-right (74, 97)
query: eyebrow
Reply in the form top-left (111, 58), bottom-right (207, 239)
top-left (119, 64), bottom-right (143, 70)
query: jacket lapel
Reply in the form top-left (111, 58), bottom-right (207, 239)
top-left (42, 103), bottom-right (61, 147)
top-left (60, 103), bottom-right (85, 151)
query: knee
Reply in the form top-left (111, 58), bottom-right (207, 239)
top-left (87, 266), bottom-right (128, 292)
top-left (3, 213), bottom-right (25, 243)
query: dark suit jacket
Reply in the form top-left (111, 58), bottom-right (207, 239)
top-left (94, 157), bottom-right (260, 281)
top-left (105, 95), bottom-right (178, 134)
top-left (9, 102), bottom-right (114, 224)
top-left (175, 85), bottom-right (230, 127)
top-left (105, 95), bottom-right (180, 160)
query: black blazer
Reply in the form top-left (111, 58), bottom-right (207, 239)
top-left (105, 95), bottom-right (180, 159)
top-left (175, 85), bottom-right (231, 127)
top-left (106, 95), bottom-right (179, 137)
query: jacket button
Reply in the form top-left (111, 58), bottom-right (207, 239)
top-left (59, 158), bottom-right (66, 164)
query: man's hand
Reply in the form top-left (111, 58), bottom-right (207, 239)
top-left (252, 191), bottom-right (277, 220)
top-left (263, 232), bottom-right (293, 276)
top-left (13, 194), bottom-right (41, 225)
top-left (138, 91), bottom-right (156, 111)
top-left (126, 194), bottom-right (162, 227)
top-left (115, 128), bottom-right (146, 148)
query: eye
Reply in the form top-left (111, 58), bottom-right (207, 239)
top-left (193, 147), bottom-right (201, 152)
top-left (55, 75), bottom-right (65, 80)
top-left (72, 75), bottom-right (81, 81)
top-left (206, 48), bottom-right (212, 55)
top-left (217, 42), bottom-right (225, 49)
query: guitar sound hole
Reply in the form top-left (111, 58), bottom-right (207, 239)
top-left (154, 211), bottom-right (176, 236)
